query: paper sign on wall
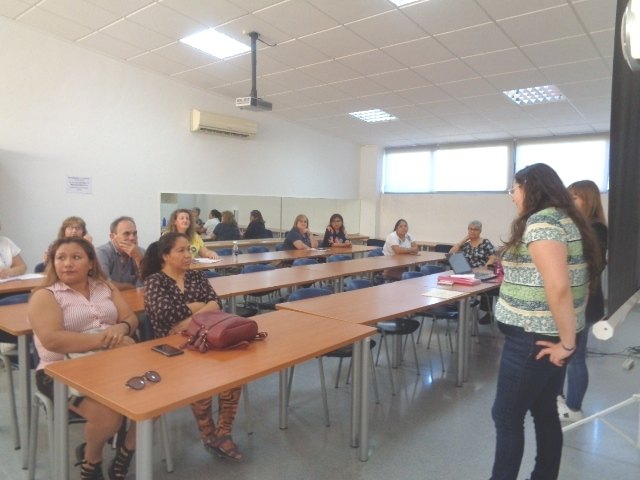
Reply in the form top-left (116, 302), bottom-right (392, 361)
top-left (66, 176), bottom-right (92, 195)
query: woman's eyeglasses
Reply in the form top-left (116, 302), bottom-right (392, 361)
top-left (125, 370), bottom-right (161, 390)
top-left (507, 187), bottom-right (517, 196)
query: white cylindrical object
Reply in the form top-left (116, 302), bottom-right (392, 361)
top-left (591, 320), bottom-right (614, 341)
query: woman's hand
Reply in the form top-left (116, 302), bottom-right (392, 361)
top-left (535, 340), bottom-right (574, 367)
top-left (99, 324), bottom-right (132, 349)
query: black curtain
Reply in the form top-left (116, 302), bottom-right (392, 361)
top-left (608, 0), bottom-right (640, 312)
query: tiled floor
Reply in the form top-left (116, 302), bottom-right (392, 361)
top-left (1, 317), bottom-right (639, 479)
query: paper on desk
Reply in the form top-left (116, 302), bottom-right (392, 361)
top-left (422, 288), bottom-right (465, 300)
top-left (0, 273), bottom-right (45, 283)
top-left (193, 258), bottom-right (223, 264)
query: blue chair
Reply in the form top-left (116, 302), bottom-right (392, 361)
top-left (291, 258), bottom-right (318, 267)
top-left (241, 264), bottom-right (280, 311)
top-left (0, 293), bottom-right (29, 450)
top-left (247, 246), bottom-right (269, 253)
top-left (327, 254), bottom-right (351, 262)
top-left (367, 248), bottom-right (383, 257)
top-left (287, 287), bottom-right (332, 301)
top-left (420, 264), bottom-right (445, 275)
top-left (400, 271), bottom-right (425, 280)
top-left (345, 278), bottom-right (372, 291)
top-left (217, 248), bottom-right (238, 256)
top-left (203, 270), bottom-right (221, 278)
top-left (275, 243), bottom-right (286, 251)
top-left (34, 262), bottom-right (46, 273)
top-left (366, 239), bottom-right (385, 248)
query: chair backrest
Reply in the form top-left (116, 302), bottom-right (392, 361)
top-left (292, 258), bottom-right (318, 266)
top-left (420, 264), bottom-right (446, 275)
top-left (287, 287), bottom-right (332, 302)
top-left (434, 244), bottom-right (454, 253)
top-left (401, 271), bottom-right (425, 280)
top-left (0, 293), bottom-right (30, 306)
top-left (366, 238), bottom-right (386, 247)
top-left (345, 278), bottom-right (372, 291)
top-left (247, 245), bottom-right (269, 254)
top-left (327, 254), bottom-right (351, 262)
top-left (137, 313), bottom-right (156, 342)
top-left (241, 264), bottom-right (275, 274)
top-left (367, 248), bottom-right (384, 257)
top-left (263, 229), bottom-right (274, 238)
top-left (34, 262), bottom-right (46, 273)
top-left (275, 243), bottom-right (286, 251)
top-left (216, 248), bottom-right (234, 256)
top-left (203, 270), bottom-right (222, 278)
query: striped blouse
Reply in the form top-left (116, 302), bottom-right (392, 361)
top-left (34, 279), bottom-right (118, 370)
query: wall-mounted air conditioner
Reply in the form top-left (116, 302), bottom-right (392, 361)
top-left (190, 109), bottom-right (257, 138)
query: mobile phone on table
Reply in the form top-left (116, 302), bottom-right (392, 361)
top-left (151, 344), bottom-right (184, 357)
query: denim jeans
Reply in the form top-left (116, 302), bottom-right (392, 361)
top-left (558, 326), bottom-right (588, 410)
top-left (490, 323), bottom-right (565, 480)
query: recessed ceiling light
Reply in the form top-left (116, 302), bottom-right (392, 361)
top-left (503, 85), bottom-right (566, 105)
top-left (180, 29), bottom-right (250, 59)
top-left (389, 0), bottom-right (422, 6)
top-left (349, 109), bottom-right (398, 123)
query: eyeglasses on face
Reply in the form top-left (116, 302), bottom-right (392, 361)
top-left (507, 186), bottom-right (518, 196)
top-left (125, 370), bottom-right (161, 390)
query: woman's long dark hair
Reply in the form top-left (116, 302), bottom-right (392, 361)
top-left (327, 213), bottom-right (346, 234)
top-left (140, 232), bottom-right (188, 280)
top-left (250, 210), bottom-right (265, 224)
top-left (504, 163), bottom-right (602, 287)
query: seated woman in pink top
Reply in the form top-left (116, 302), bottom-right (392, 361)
top-left (28, 237), bottom-right (138, 480)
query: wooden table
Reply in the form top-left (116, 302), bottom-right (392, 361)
top-left (0, 303), bottom-right (33, 468)
top-left (0, 276), bottom-right (44, 295)
top-left (203, 234), bottom-right (369, 250)
top-left (277, 273), bottom-right (501, 386)
top-left (46, 310), bottom-right (377, 479)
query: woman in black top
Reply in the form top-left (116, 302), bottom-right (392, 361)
top-left (211, 211), bottom-right (241, 241)
top-left (243, 210), bottom-right (271, 239)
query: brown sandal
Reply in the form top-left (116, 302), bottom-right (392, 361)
top-left (203, 434), bottom-right (243, 462)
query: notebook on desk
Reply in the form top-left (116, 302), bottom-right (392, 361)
top-left (448, 253), bottom-right (497, 281)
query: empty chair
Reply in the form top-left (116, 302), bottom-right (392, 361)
top-left (217, 248), bottom-right (237, 256)
top-left (345, 278), bottom-right (373, 291)
top-left (434, 244), bottom-right (454, 253)
top-left (247, 245), bottom-right (269, 253)
top-left (34, 262), bottom-right (46, 273)
top-left (400, 271), bottom-right (425, 280)
top-left (420, 264), bottom-right (445, 276)
top-left (240, 264), bottom-right (280, 311)
top-left (203, 269), bottom-right (222, 278)
top-left (367, 248), bottom-right (384, 257)
top-left (366, 239), bottom-right (386, 247)
top-left (287, 287), bottom-right (332, 302)
top-left (327, 254), bottom-right (351, 262)
top-left (375, 317), bottom-right (421, 396)
top-left (275, 243), bottom-right (286, 251)
top-left (291, 258), bottom-right (318, 266)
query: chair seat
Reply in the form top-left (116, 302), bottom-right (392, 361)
top-left (377, 318), bottom-right (420, 335)
top-left (326, 340), bottom-right (376, 358)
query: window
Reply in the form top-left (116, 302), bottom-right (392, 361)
top-left (383, 150), bottom-right (432, 193)
top-left (515, 138), bottom-right (609, 191)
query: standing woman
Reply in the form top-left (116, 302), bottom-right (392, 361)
top-left (490, 164), bottom-right (600, 480)
top-left (28, 237), bottom-right (138, 480)
top-left (141, 233), bottom-right (243, 461)
top-left (322, 213), bottom-right (352, 248)
top-left (168, 209), bottom-right (219, 260)
top-left (557, 180), bottom-right (608, 422)
top-left (283, 214), bottom-right (319, 250)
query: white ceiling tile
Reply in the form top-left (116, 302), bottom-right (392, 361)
top-left (557, 77), bottom-right (611, 99)
top-left (127, 3), bottom-right (205, 39)
top-left (101, 18), bottom-right (174, 50)
top-left (541, 58), bottom-right (611, 85)
top-left (226, 52), bottom-right (290, 76)
top-left (573, 0), bottom-right (617, 32)
top-left (498, 5), bottom-right (587, 45)
top-left (259, 40), bottom-right (330, 69)
top-left (397, 85), bottom-right (452, 104)
top-left (306, 0), bottom-right (392, 24)
top-left (297, 60), bottom-right (360, 84)
top-left (325, 98), bottom-right (375, 115)
top-left (85, 0), bottom-right (154, 17)
top-left (18, 7), bottom-right (93, 40)
top-left (461, 93), bottom-right (519, 112)
top-left (198, 60), bottom-right (250, 83)
top-left (266, 90), bottom-right (318, 108)
top-left (227, 0), bottom-right (285, 11)
top-left (522, 35), bottom-right (601, 67)
top-left (229, 76), bottom-right (288, 97)
top-left (171, 69), bottom-right (225, 90)
top-left (128, 51), bottom-right (189, 75)
top-left (78, 31), bottom-right (145, 60)
top-left (40, 0), bottom-right (120, 30)
top-left (435, 23), bottom-right (516, 58)
top-left (387, 106), bottom-right (442, 121)
top-left (153, 42), bottom-right (218, 69)
top-left (262, 69), bottom-right (323, 90)
top-left (295, 84), bottom-right (351, 103)
top-left (506, 127), bottom-right (554, 138)
top-left (332, 77), bottom-right (388, 97)
top-left (547, 124), bottom-right (596, 135)
top-left (253, 1), bottom-right (338, 38)
top-left (208, 83), bottom-right (249, 99)
top-left (337, 50), bottom-right (406, 76)
top-left (475, 0), bottom-right (566, 20)
top-left (0, 0), bottom-right (36, 18)
top-left (370, 69), bottom-right (429, 91)
top-left (346, 10), bottom-right (427, 48)
top-left (287, 102), bottom-right (348, 119)
top-left (414, 59), bottom-right (478, 85)
top-left (215, 14), bottom-right (292, 46)
top-left (300, 26), bottom-right (375, 58)
top-left (438, 77), bottom-right (498, 99)
top-left (472, 131), bottom-right (512, 141)
top-left (161, 0), bottom-right (246, 27)
top-left (485, 69), bottom-right (550, 91)
top-left (571, 97), bottom-right (612, 121)
top-left (382, 36), bottom-right (454, 67)
top-left (404, 0), bottom-right (492, 35)
top-left (591, 29), bottom-right (615, 58)
top-left (462, 48), bottom-right (535, 76)
top-left (360, 91), bottom-right (412, 109)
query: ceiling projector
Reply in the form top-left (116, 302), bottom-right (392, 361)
top-left (236, 96), bottom-right (272, 111)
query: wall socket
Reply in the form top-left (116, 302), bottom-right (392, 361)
top-left (622, 358), bottom-right (635, 371)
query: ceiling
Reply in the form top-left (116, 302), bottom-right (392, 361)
top-left (1, 0), bottom-right (617, 147)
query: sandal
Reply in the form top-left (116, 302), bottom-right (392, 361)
top-left (203, 434), bottom-right (243, 462)
top-left (79, 460), bottom-right (105, 480)
top-left (108, 444), bottom-right (135, 480)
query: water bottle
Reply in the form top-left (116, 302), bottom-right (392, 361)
top-left (232, 241), bottom-right (239, 259)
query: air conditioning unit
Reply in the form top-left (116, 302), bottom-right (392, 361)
top-left (190, 109), bottom-right (257, 138)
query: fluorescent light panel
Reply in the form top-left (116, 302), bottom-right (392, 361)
top-left (349, 109), bottom-right (398, 123)
top-left (180, 29), bottom-right (250, 59)
top-left (503, 85), bottom-right (566, 105)
top-left (389, 0), bottom-right (422, 6)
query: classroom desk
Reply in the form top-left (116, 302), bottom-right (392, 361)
top-left (277, 273), bottom-right (501, 386)
top-left (0, 303), bottom-right (33, 468)
top-left (46, 310), bottom-right (377, 479)
top-left (0, 276), bottom-right (44, 295)
top-left (203, 234), bottom-right (369, 249)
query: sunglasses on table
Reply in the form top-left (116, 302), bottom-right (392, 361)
top-left (125, 370), bottom-right (161, 390)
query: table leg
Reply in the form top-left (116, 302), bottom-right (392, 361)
top-left (136, 419), bottom-right (153, 480)
top-left (456, 298), bottom-right (468, 387)
top-left (53, 380), bottom-right (69, 480)
top-left (462, 298), bottom-right (471, 382)
top-left (228, 296), bottom-right (237, 314)
top-left (350, 340), bottom-right (362, 448)
top-left (18, 335), bottom-right (31, 469)
top-left (278, 369), bottom-right (288, 429)
top-left (358, 337), bottom-right (370, 461)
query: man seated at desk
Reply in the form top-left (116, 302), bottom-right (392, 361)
top-left (96, 216), bottom-right (145, 290)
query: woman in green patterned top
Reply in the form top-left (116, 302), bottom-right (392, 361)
top-left (489, 163), bottom-right (601, 480)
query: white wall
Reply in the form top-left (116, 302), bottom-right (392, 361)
top-left (0, 18), bottom-right (360, 269)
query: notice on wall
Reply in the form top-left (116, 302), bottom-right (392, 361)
top-left (65, 176), bottom-right (92, 195)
